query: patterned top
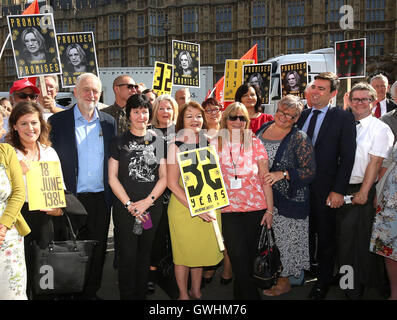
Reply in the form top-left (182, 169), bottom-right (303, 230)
top-left (102, 103), bottom-right (129, 136)
top-left (212, 136), bottom-right (269, 213)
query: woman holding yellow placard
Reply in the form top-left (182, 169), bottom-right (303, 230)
top-left (6, 101), bottom-right (64, 299)
top-left (167, 101), bottom-right (223, 300)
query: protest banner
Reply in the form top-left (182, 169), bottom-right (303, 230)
top-left (177, 146), bottom-right (229, 251)
top-left (57, 32), bottom-right (99, 88)
top-left (223, 59), bottom-right (255, 102)
top-left (335, 38), bottom-right (366, 80)
top-left (243, 63), bottom-right (272, 105)
top-left (7, 14), bottom-right (61, 78)
top-left (152, 61), bottom-right (173, 96)
top-left (280, 61), bottom-right (308, 98)
top-left (26, 161), bottom-right (65, 211)
top-left (172, 40), bottom-right (200, 88)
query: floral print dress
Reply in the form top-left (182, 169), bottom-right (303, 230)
top-left (370, 145), bottom-right (397, 261)
top-left (0, 163), bottom-right (27, 300)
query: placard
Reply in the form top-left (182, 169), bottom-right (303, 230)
top-left (280, 61), bottom-right (308, 98)
top-left (7, 14), bottom-right (61, 78)
top-left (172, 40), bottom-right (200, 88)
top-left (335, 38), bottom-right (366, 79)
top-left (177, 146), bottom-right (229, 217)
top-left (243, 63), bottom-right (272, 105)
top-left (224, 59), bottom-right (255, 102)
top-left (26, 161), bottom-right (65, 211)
top-left (152, 61), bottom-right (173, 96)
top-left (57, 32), bottom-right (99, 88)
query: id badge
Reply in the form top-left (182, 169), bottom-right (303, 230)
top-left (230, 177), bottom-right (242, 190)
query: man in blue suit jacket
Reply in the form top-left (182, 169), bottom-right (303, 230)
top-left (297, 72), bottom-right (356, 299)
top-left (49, 73), bottom-right (116, 299)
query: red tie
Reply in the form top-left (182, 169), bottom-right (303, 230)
top-left (374, 101), bottom-right (381, 118)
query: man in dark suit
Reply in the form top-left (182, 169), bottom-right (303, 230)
top-left (370, 74), bottom-right (397, 118)
top-left (48, 73), bottom-right (116, 299)
top-left (297, 72), bottom-right (357, 299)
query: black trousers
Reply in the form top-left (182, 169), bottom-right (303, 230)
top-left (76, 192), bottom-right (111, 298)
top-left (336, 184), bottom-right (385, 297)
top-left (222, 211), bottom-right (263, 300)
top-left (150, 193), bottom-right (169, 266)
top-left (113, 200), bottom-right (162, 300)
top-left (309, 187), bottom-right (338, 286)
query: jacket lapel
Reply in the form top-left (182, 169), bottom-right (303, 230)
top-left (314, 107), bottom-right (332, 146)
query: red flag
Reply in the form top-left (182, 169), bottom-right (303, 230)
top-left (214, 44), bottom-right (258, 109)
top-left (23, 0), bottom-right (40, 86)
top-left (23, 0), bottom-right (40, 15)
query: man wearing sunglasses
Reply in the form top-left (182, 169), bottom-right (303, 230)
top-left (102, 75), bottom-right (139, 135)
top-left (9, 79), bottom-right (40, 105)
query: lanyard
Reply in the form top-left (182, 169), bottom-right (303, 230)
top-left (228, 142), bottom-right (243, 179)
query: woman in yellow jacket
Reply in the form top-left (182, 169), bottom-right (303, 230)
top-left (0, 143), bottom-right (30, 300)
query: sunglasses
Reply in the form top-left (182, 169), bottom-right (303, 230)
top-left (116, 83), bottom-right (139, 90)
top-left (228, 115), bottom-right (246, 122)
top-left (14, 92), bottom-right (38, 100)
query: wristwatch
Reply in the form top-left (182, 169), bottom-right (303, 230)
top-left (124, 200), bottom-right (132, 208)
top-left (283, 171), bottom-right (288, 179)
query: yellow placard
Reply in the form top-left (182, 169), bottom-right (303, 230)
top-left (223, 59), bottom-right (255, 101)
top-left (152, 61), bottom-right (173, 96)
top-left (177, 146), bottom-right (229, 217)
top-left (26, 161), bottom-right (66, 211)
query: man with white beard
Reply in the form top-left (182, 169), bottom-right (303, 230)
top-left (48, 73), bottom-right (116, 299)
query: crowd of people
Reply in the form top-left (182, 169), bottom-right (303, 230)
top-left (1, 70), bottom-right (397, 301)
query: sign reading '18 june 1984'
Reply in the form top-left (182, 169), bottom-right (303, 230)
top-left (26, 161), bottom-right (65, 211)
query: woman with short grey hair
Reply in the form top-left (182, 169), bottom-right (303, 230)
top-left (256, 94), bottom-right (316, 296)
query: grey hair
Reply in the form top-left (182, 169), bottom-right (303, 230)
top-left (277, 95), bottom-right (304, 116)
top-left (151, 94), bottom-right (179, 127)
top-left (36, 75), bottom-right (59, 91)
top-left (75, 73), bottom-right (102, 92)
top-left (370, 73), bottom-right (389, 86)
top-left (349, 82), bottom-right (377, 101)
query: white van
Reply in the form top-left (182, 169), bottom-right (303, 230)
top-left (264, 47), bottom-right (335, 115)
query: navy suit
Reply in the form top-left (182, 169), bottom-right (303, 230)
top-left (386, 98), bottom-right (397, 113)
top-left (48, 106), bottom-right (116, 298)
top-left (297, 106), bottom-right (356, 285)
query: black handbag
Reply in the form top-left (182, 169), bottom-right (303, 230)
top-left (251, 226), bottom-right (283, 289)
top-left (30, 212), bottom-right (98, 295)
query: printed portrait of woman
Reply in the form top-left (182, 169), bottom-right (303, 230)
top-left (248, 73), bottom-right (265, 103)
top-left (285, 71), bottom-right (301, 93)
top-left (177, 51), bottom-right (193, 77)
top-left (20, 27), bottom-right (46, 64)
top-left (65, 43), bottom-right (87, 74)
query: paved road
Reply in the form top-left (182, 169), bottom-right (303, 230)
top-left (97, 217), bottom-right (385, 300)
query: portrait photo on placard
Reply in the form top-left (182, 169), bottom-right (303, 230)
top-left (243, 64), bottom-right (272, 105)
top-left (280, 62), bottom-right (308, 98)
top-left (172, 40), bottom-right (200, 88)
top-left (7, 14), bottom-right (61, 78)
top-left (57, 32), bottom-right (99, 88)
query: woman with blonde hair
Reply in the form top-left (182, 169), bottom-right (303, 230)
top-left (211, 102), bottom-right (274, 300)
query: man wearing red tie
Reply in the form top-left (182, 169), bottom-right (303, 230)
top-left (370, 74), bottom-right (397, 118)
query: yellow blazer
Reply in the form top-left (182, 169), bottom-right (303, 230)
top-left (0, 143), bottom-right (30, 236)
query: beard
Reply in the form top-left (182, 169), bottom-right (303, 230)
top-left (77, 98), bottom-right (97, 113)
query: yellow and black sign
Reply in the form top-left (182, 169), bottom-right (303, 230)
top-left (177, 146), bottom-right (229, 217)
top-left (172, 40), bottom-right (200, 88)
top-left (224, 59), bottom-right (255, 102)
top-left (243, 63), bottom-right (272, 105)
top-left (152, 61), bottom-right (173, 96)
top-left (280, 61), bottom-right (308, 99)
top-left (7, 14), bottom-right (61, 78)
top-left (57, 32), bottom-right (99, 88)
top-left (26, 161), bottom-right (65, 211)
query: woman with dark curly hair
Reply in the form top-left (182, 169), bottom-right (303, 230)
top-left (235, 83), bottom-right (273, 134)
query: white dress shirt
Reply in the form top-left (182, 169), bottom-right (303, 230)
top-left (350, 115), bottom-right (394, 184)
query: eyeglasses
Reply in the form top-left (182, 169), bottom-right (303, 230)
top-left (351, 97), bottom-right (373, 104)
top-left (14, 92), bottom-right (38, 100)
top-left (276, 109), bottom-right (296, 120)
top-left (116, 83), bottom-right (139, 90)
top-left (228, 115), bottom-right (246, 122)
top-left (205, 108), bottom-right (220, 114)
